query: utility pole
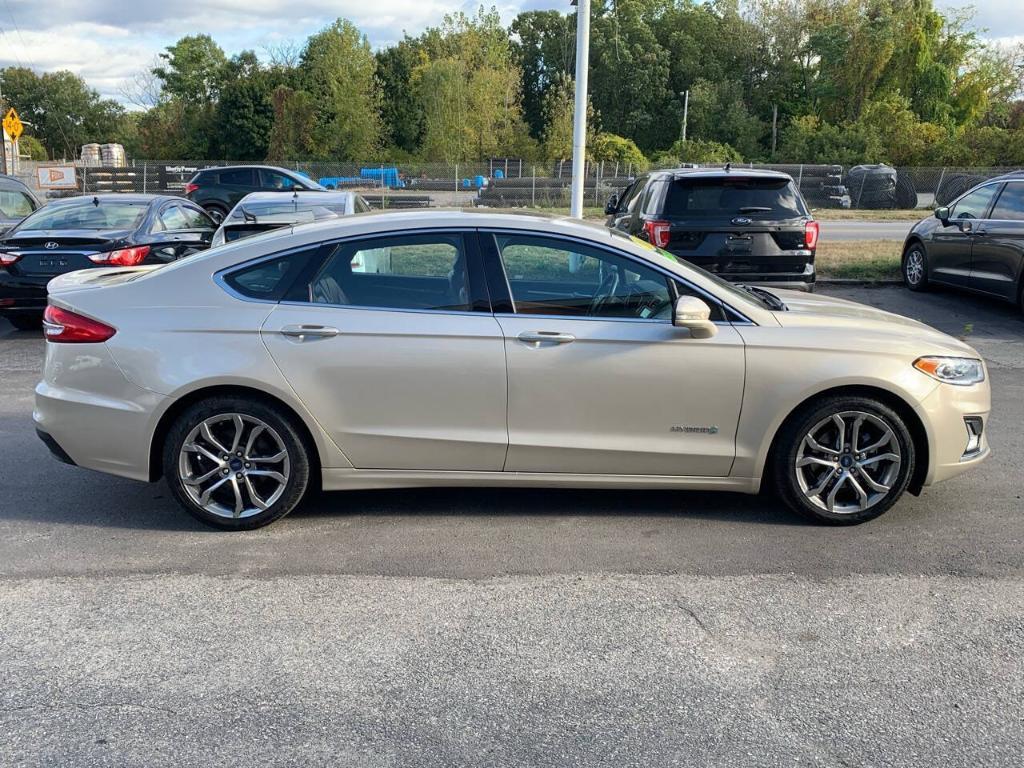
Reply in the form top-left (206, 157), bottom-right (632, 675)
top-left (680, 90), bottom-right (689, 143)
top-left (771, 103), bottom-right (778, 157)
top-left (0, 82), bottom-right (6, 176)
top-left (569, 0), bottom-right (591, 219)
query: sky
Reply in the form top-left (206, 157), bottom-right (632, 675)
top-left (0, 0), bottom-right (1018, 105)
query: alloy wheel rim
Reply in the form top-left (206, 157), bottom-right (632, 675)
top-left (794, 410), bottom-right (902, 514)
top-left (178, 413), bottom-right (290, 519)
top-left (906, 251), bottom-right (924, 284)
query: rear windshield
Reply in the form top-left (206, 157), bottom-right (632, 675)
top-left (17, 201), bottom-right (148, 231)
top-left (662, 177), bottom-right (806, 219)
top-left (226, 199), bottom-right (350, 226)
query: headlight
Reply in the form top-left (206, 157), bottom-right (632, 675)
top-left (913, 356), bottom-right (985, 386)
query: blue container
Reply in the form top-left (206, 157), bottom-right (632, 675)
top-left (494, 169), bottom-right (505, 179)
top-left (474, 175), bottom-right (486, 189)
top-left (462, 178), bottom-right (471, 189)
top-left (359, 167), bottom-right (405, 188)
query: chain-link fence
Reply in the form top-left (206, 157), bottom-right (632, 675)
top-left (14, 159), bottom-right (1022, 213)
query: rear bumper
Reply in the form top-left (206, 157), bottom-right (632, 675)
top-left (0, 271), bottom-right (48, 315)
top-left (33, 342), bottom-right (165, 482)
top-left (670, 252), bottom-right (815, 289)
top-left (36, 428), bottom-right (76, 466)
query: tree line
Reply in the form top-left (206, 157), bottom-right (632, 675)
top-left (2, 0), bottom-right (1023, 169)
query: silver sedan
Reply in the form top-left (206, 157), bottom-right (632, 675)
top-left (34, 211), bottom-right (990, 529)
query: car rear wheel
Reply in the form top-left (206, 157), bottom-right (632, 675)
top-left (202, 204), bottom-right (228, 225)
top-left (772, 395), bottom-right (915, 525)
top-left (163, 396), bottom-right (311, 530)
top-left (902, 244), bottom-right (929, 291)
top-left (8, 315), bottom-right (42, 331)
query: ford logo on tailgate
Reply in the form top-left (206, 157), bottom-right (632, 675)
top-left (731, 217), bottom-right (752, 226)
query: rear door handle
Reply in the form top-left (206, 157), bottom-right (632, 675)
top-left (280, 324), bottom-right (339, 339)
top-left (517, 331), bottom-right (576, 346)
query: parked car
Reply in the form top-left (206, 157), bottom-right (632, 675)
top-left (606, 168), bottom-right (819, 290)
top-left (0, 194), bottom-right (215, 330)
top-left (211, 191), bottom-right (371, 248)
top-left (185, 166), bottom-right (327, 224)
top-left (35, 211), bottom-right (989, 530)
top-left (0, 175), bottom-right (42, 235)
top-left (902, 171), bottom-right (1024, 312)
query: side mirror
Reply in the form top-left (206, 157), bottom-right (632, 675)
top-left (673, 296), bottom-right (717, 339)
top-left (934, 206), bottom-right (950, 224)
top-left (604, 194), bottom-right (619, 216)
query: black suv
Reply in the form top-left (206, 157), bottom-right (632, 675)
top-left (185, 165), bottom-right (326, 223)
top-left (606, 168), bottom-right (818, 290)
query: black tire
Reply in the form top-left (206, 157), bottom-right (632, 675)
top-left (202, 204), bottom-right (228, 225)
top-left (163, 396), bottom-right (312, 530)
top-left (772, 395), bottom-right (915, 525)
top-left (902, 242), bottom-right (930, 291)
top-left (8, 315), bottom-right (43, 331)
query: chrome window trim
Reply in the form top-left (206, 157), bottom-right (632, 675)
top-left (214, 224), bottom-right (757, 325)
top-left (482, 227), bottom-right (756, 326)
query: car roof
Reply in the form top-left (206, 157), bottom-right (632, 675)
top-left (45, 193), bottom-right (181, 206)
top-left (232, 191), bottom-right (357, 204)
top-left (200, 165), bottom-right (304, 176)
top-left (990, 170), bottom-right (1024, 183)
top-left (646, 167), bottom-right (794, 182)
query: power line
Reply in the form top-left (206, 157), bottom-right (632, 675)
top-left (0, 0), bottom-right (77, 159)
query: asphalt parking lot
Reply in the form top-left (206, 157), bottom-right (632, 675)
top-left (1, 284), bottom-right (1022, 767)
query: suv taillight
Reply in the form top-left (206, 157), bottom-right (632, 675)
top-left (804, 220), bottom-right (820, 250)
top-left (89, 245), bottom-right (150, 267)
top-left (184, 182), bottom-right (199, 195)
top-left (43, 305), bottom-right (116, 343)
top-left (643, 219), bottom-right (672, 248)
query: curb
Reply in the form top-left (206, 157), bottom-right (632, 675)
top-left (816, 278), bottom-right (903, 286)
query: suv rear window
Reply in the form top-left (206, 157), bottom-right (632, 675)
top-left (662, 177), bottom-right (806, 219)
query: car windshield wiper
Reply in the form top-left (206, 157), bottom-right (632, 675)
top-left (737, 206), bottom-right (772, 214)
top-left (738, 284), bottom-right (787, 311)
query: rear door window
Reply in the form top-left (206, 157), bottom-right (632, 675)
top-left (990, 183), bottom-right (1024, 221)
top-left (218, 168), bottom-right (256, 186)
top-left (308, 233), bottom-right (471, 311)
top-left (663, 177), bottom-right (806, 219)
top-left (260, 169), bottom-right (298, 190)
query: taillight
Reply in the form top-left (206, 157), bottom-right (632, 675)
top-left (804, 220), bottom-right (820, 250)
top-left (0, 251), bottom-right (20, 267)
top-left (89, 245), bottom-right (150, 267)
top-left (184, 182), bottom-right (199, 195)
top-left (42, 305), bottom-right (116, 343)
top-left (643, 219), bottom-right (672, 248)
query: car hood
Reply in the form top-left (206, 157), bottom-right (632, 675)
top-left (768, 289), bottom-right (980, 356)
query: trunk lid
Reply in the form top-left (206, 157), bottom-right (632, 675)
top-left (1, 229), bottom-right (131, 277)
top-left (47, 266), bottom-right (161, 296)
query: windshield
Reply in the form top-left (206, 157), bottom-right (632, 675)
top-left (663, 177), bottom-right (807, 219)
top-left (16, 201), bottom-right (148, 231)
top-left (225, 199), bottom-right (349, 225)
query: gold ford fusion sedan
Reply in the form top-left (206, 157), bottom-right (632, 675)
top-left (33, 211), bottom-right (990, 530)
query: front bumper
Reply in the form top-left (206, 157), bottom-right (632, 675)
top-left (918, 378), bottom-right (992, 486)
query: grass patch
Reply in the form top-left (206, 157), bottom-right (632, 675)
top-left (816, 239), bottom-right (902, 280)
top-left (812, 208), bottom-right (926, 221)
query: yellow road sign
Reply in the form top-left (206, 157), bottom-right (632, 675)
top-left (3, 108), bottom-right (23, 141)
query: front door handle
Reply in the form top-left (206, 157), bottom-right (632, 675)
top-left (517, 331), bottom-right (576, 346)
top-left (280, 324), bottom-right (339, 339)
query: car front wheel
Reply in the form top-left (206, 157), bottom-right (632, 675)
top-left (163, 396), bottom-right (311, 530)
top-left (772, 396), bottom-right (915, 525)
top-left (902, 244), bottom-right (929, 291)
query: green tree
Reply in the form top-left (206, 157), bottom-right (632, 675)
top-left (153, 35), bottom-right (228, 104)
top-left (510, 10), bottom-right (576, 140)
top-left (376, 39), bottom-right (426, 153)
top-left (300, 19), bottom-right (382, 159)
top-left (215, 52), bottom-right (274, 159)
top-left (0, 67), bottom-right (128, 159)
